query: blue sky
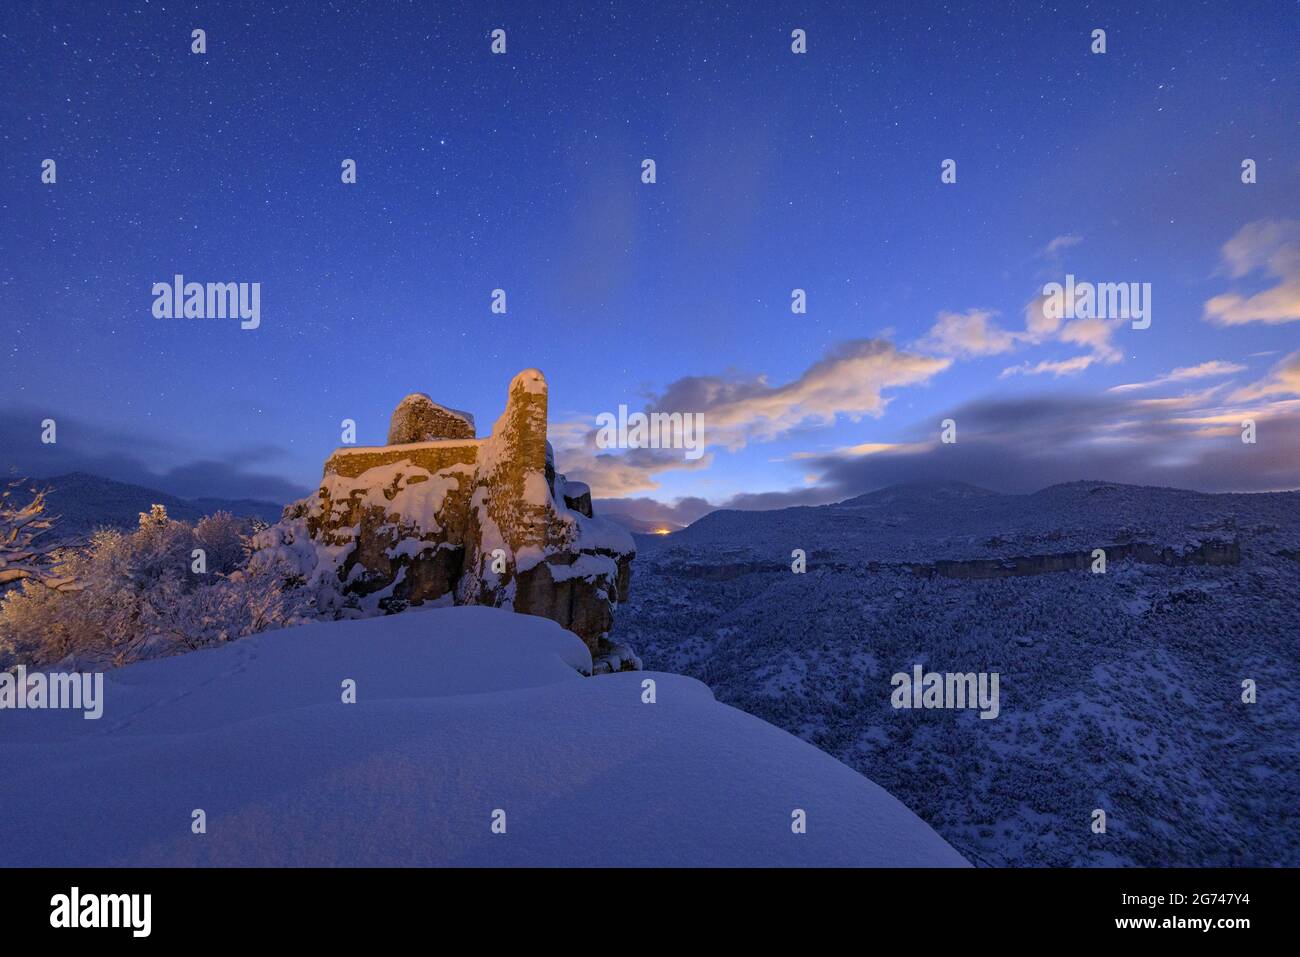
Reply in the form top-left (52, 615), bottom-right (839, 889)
top-left (3, 1), bottom-right (1298, 521)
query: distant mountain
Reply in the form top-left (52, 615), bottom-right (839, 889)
top-left (26, 472), bottom-right (285, 539)
top-left (835, 480), bottom-right (1000, 508)
top-left (658, 479), bottom-right (1300, 560)
top-left (620, 479), bottom-right (1300, 867)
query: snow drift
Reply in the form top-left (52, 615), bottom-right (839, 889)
top-left (0, 606), bottom-right (966, 867)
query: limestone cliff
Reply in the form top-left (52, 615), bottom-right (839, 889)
top-left (253, 370), bottom-right (638, 673)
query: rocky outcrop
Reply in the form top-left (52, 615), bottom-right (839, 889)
top-left (255, 370), bottom-right (637, 672)
top-left (920, 539), bottom-right (1240, 580)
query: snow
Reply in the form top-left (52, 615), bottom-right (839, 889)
top-left (523, 471), bottom-right (552, 508)
top-left (548, 552), bottom-right (619, 583)
top-left (570, 514), bottom-right (637, 556)
top-left (249, 517), bottom-right (356, 614)
top-left (561, 480), bottom-right (590, 499)
top-left (386, 539), bottom-right (451, 560)
top-left (512, 544), bottom-right (547, 573)
top-left (319, 462), bottom-right (466, 536)
top-left (510, 367), bottom-right (547, 395)
top-left (0, 606), bottom-right (966, 867)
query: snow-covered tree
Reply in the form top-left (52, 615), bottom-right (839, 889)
top-left (195, 510), bottom-right (247, 574)
top-left (0, 481), bottom-right (75, 591)
top-left (1, 504), bottom-right (306, 669)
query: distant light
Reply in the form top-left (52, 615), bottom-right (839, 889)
top-left (653, 527), bottom-right (672, 536)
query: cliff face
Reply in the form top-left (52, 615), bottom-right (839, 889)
top-left (655, 539), bottom-right (1241, 582)
top-left (255, 369), bottom-right (638, 672)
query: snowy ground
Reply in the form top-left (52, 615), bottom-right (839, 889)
top-left (1, 606), bottom-right (965, 867)
top-left (623, 482), bottom-right (1300, 867)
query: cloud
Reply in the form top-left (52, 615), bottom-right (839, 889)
top-left (794, 390), bottom-right (1300, 495)
top-left (1006, 287), bottom-right (1127, 376)
top-left (998, 315), bottom-right (1127, 378)
top-left (915, 273), bottom-right (1127, 380)
top-left (607, 392), bottom-right (1300, 521)
top-left (546, 413), bottom-right (717, 497)
top-left (790, 440), bottom-right (930, 460)
top-left (550, 440), bottom-right (715, 498)
top-left (1023, 288), bottom-right (1066, 339)
top-left (0, 408), bottom-right (308, 504)
top-left (1229, 349), bottom-right (1300, 402)
top-left (551, 339), bottom-right (951, 496)
top-left (915, 309), bottom-right (1022, 358)
top-left (1108, 360), bottom-right (1248, 393)
top-left (591, 495), bottom-right (717, 529)
top-left (1058, 316), bottom-right (1122, 361)
top-left (1204, 219), bottom-right (1300, 326)
top-left (1001, 355), bottom-right (1101, 378)
top-left (710, 486), bottom-right (845, 510)
top-left (587, 372), bottom-right (1300, 523)
top-left (597, 483), bottom-right (844, 529)
top-left (653, 339), bottom-right (951, 448)
top-left (1043, 234), bottom-right (1083, 258)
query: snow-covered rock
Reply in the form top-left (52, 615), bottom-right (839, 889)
top-left (0, 606), bottom-right (966, 867)
top-left (253, 371), bottom-right (636, 667)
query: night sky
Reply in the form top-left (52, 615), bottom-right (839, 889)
top-left (4, 1), bottom-right (1298, 525)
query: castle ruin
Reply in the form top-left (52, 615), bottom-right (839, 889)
top-left (261, 369), bottom-right (638, 672)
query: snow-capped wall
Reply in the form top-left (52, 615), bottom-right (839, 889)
top-left (387, 392), bottom-right (476, 443)
top-left (255, 370), bottom-right (637, 671)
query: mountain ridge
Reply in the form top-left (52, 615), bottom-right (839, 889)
top-left (619, 480), bottom-right (1300, 866)
top-left (22, 471), bottom-right (285, 537)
